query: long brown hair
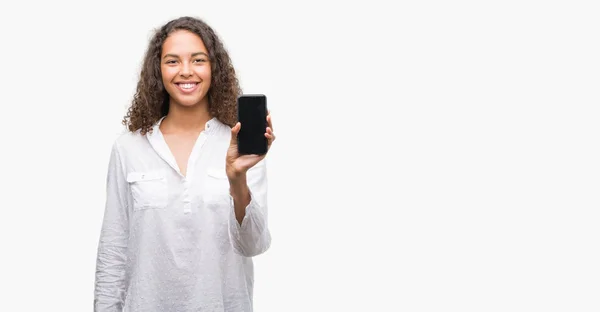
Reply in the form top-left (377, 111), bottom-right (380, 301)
top-left (122, 16), bottom-right (242, 135)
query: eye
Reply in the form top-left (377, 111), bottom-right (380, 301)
top-left (165, 60), bottom-right (177, 64)
top-left (194, 59), bottom-right (207, 63)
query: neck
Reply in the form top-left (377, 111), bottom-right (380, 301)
top-left (160, 99), bottom-right (212, 134)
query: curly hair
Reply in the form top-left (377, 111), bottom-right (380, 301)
top-left (122, 16), bottom-right (242, 135)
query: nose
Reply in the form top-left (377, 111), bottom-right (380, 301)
top-left (180, 63), bottom-right (192, 77)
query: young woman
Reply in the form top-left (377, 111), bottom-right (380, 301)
top-left (94, 16), bottom-right (275, 312)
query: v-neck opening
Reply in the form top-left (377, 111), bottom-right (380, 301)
top-left (147, 116), bottom-right (216, 180)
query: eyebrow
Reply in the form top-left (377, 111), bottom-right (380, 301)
top-left (163, 52), bottom-right (209, 59)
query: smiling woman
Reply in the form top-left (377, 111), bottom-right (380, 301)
top-left (161, 32), bottom-right (212, 111)
top-left (94, 16), bottom-right (276, 312)
top-left (122, 16), bottom-right (242, 135)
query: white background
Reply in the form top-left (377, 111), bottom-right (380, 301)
top-left (0, 0), bottom-right (598, 311)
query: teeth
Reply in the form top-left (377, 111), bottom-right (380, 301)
top-left (179, 83), bottom-right (196, 89)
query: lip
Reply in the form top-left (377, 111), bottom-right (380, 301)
top-left (174, 82), bottom-right (200, 94)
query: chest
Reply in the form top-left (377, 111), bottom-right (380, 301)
top-left (124, 137), bottom-right (231, 214)
top-left (162, 133), bottom-right (199, 177)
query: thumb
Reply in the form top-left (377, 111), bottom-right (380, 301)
top-left (230, 122), bottom-right (241, 146)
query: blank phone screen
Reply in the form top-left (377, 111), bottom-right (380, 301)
top-left (237, 95), bottom-right (268, 155)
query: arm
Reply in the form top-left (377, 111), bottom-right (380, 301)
top-left (94, 142), bottom-right (129, 312)
top-left (228, 159), bottom-right (271, 257)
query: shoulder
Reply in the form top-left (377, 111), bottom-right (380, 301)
top-left (111, 128), bottom-right (150, 155)
top-left (210, 118), bottom-right (233, 146)
top-left (212, 118), bottom-right (232, 135)
top-left (113, 128), bottom-right (142, 145)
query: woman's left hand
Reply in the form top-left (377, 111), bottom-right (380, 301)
top-left (226, 112), bottom-right (275, 181)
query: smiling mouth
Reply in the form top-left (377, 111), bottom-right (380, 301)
top-left (175, 82), bottom-right (200, 92)
top-left (177, 83), bottom-right (198, 89)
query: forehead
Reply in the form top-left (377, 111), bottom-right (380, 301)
top-left (161, 30), bottom-right (208, 56)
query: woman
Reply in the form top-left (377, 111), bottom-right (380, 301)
top-left (94, 16), bottom-right (274, 312)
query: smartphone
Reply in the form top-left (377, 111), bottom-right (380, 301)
top-left (237, 94), bottom-right (268, 155)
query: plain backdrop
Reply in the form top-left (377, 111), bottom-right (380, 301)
top-left (0, 0), bottom-right (598, 311)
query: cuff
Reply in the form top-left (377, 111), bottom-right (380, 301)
top-left (228, 189), bottom-right (257, 231)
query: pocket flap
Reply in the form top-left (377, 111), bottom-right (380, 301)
top-left (127, 171), bottom-right (165, 183)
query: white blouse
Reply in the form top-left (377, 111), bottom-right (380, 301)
top-left (94, 117), bottom-right (271, 312)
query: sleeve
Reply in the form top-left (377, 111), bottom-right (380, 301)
top-left (227, 158), bottom-right (271, 257)
top-left (94, 141), bottom-right (130, 312)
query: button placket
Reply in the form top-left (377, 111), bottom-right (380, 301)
top-left (183, 178), bottom-right (192, 214)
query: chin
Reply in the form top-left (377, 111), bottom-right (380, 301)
top-left (173, 96), bottom-right (207, 107)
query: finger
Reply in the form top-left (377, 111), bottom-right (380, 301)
top-left (266, 113), bottom-right (273, 131)
top-left (230, 122), bottom-right (241, 146)
top-left (265, 133), bottom-right (275, 147)
top-left (266, 127), bottom-right (275, 142)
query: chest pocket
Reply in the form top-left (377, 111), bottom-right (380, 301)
top-left (203, 167), bottom-right (230, 206)
top-left (127, 170), bottom-right (168, 210)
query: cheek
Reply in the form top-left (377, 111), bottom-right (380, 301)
top-left (162, 63), bottom-right (181, 76)
top-left (160, 67), bottom-right (172, 84)
top-left (197, 66), bottom-right (211, 82)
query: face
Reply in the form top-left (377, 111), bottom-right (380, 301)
top-left (160, 30), bottom-right (212, 108)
